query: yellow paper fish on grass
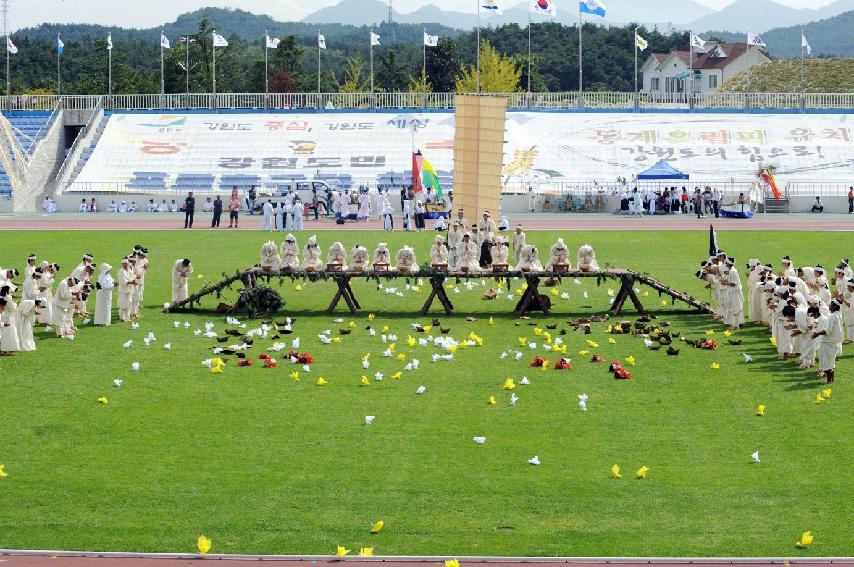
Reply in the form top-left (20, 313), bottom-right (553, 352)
top-left (407, 336), bottom-right (416, 347)
top-left (502, 378), bottom-right (516, 390)
top-left (97, 396), bottom-right (108, 404)
top-left (626, 356), bottom-right (636, 366)
top-left (541, 359), bottom-right (550, 370)
top-left (397, 353), bottom-right (407, 362)
top-left (0, 464), bottom-right (8, 477)
top-left (294, 284), bottom-right (303, 292)
top-left (519, 337), bottom-right (527, 346)
top-left (550, 288), bottom-right (559, 297)
top-left (197, 535), bottom-right (212, 555)
top-left (371, 520), bottom-right (384, 533)
top-left (608, 338), bottom-right (617, 344)
top-left (391, 372), bottom-right (402, 380)
top-left (756, 404), bottom-right (766, 416)
top-left (290, 371), bottom-right (300, 381)
top-left (368, 313), bottom-right (376, 321)
top-left (815, 393), bottom-right (824, 404)
top-left (447, 345), bottom-right (458, 354)
top-left (724, 330), bottom-right (733, 337)
top-left (795, 531), bottom-right (814, 548)
top-left (488, 395), bottom-right (497, 405)
top-left (388, 343), bottom-right (396, 352)
top-left (579, 350), bottom-right (590, 356)
top-left (445, 560), bottom-right (460, 567)
top-left (336, 545), bottom-right (350, 556)
top-left (488, 317), bottom-right (494, 325)
top-left (611, 464), bottom-right (622, 479)
top-left (534, 327), bottom-right (543, 336)
top-left (362, 353), bottom-right (371, 363)
top-left (348, 321), bottom-right (356, 328)
top-left (710, 363), bottom-right (721, 370)
top-left (211, 366), bottom-right (223, 374)
top-left (823, 389), bottom-right (832, 399)
top-left (705, 330), bottom-right (716, 335)
top-left (636, 466), bottom-right (649, 479)
top-left (770, 336), bottom-right (777, 347)
top-left (643, 291), bottom-right (650, 297)
top-left (382, 325), bottom-right (390, 333)
top-left (586, 340), bottom-right (599, 348)
top-left (660, 300), bottom-right (668, 307)
top-left (361, 376), bottom-right (371, 386)
top-left (423, 325), bottom-right (432, 333)
top-left (332, 337), bottom-right (342, 344)
top-left (359, 548), bottom-right (374, 556)
top-left (316, 377), bottom-right (328, 386)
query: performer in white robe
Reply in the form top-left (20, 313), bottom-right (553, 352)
top-left (373, 243), bottom-right (391, 267)
top-left (260, 241), bottom-right (282, 271)
top-left (327, 242), bottom-right (348, 270)
top-left (351, 245), bottom-right (369, 272)
top-left (721, 260), bottom-right (745, 330)
top-left (455, 233), bottom-right (480, 273)
top-left (780, 256), bottom-right (796, 278)
top-left (512, 226), bottom-right (526, 264)
top-left (430, 235), bottom-right (449, 266)
top-left (358, 192), bottom-right (370, 221)
top-left (53, 277), bottom-right (76, 337)
top-left (302, 235), bottom-right (323, 270)
top-left (576, 245), bottom-right (600, 271)
top-left (396, 245), bottom-right (417, 273)
top-left (447, 221), bottom-right (464, 269)
top-left (274, 203), bottom-right (284, 232)
top-left (95, 263), bottom-right (114, 326)
top-left (815, 300), bottom-right (844, 383)
top-left (38, 263), bottom-right (55, 325)
top-left (292, 198), bottom-right (304, 231)
top-left (544, 238), bottom-right (570, 271)
top-left (746, 259), bottom-right (763, 323)
top-left (16, 299), bottom-right (41, 351)
top-left (515, 244), bottom-right (544, 272)
top-left (171, 258), bottom-right (193, 303)
top-left (842, 279), bottom-right (854, 344)
top-left (129, 257), bottom-right (144, 319)
top-left (116, 259), bottom-right (133, 321)
top-left (814, 266), bottom-right (832, 305)
top-left (0, 296), bottom-right (19, 353)
top-left (491, 236), bottom-right (510, 267)
top-left (280, 234), bottom-right (299, 269)
top-left (24, 254), bottom-right (37, 280)
top-left (261, 200), bottom-right (274, 231)
top-left (383, 202), bottom-right (394, 231)
top-left (283, 203), bottom-right (293, 231)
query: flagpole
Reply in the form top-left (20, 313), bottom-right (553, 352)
top-left (212, 31), bottom-right (217, 107)
top-left (160, 30), bottom-right (165, 96)
top-left (476, 0), bottom-right (480, 93)
top-left (745, 34), bottom-right (750, 110)
top-left (185, 37), bottom-right (190, 94)
top-left (577, 9), bottom-right (582, 108)
top-left (370, 29), bottom-right (374, 104)
top-left (56, 34), bottom-right (61, 97)
top-left (800, 25), bottom-right (805, 112)
top-left (689, 29), bottom-right (694, 108)
top-left (422, 28), bottom-right (427, 93)
top-left (264, 29), bottom-right (269, 99)
top-left (633, 27), bottom-right (638, 110)
top-left (527, 8), bottom-right (531, 105)
top-left (6, 33), bottom-right (10, 104)
top-left (317, 32), bottom-right (321, 108)
top-left (108, 39), bottom-right (112, 98)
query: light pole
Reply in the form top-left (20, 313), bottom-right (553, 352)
top-left (180, 36), bottom-right (195, 94)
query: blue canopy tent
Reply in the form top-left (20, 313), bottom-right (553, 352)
top-left (637, 160), bottom-right (689, 180)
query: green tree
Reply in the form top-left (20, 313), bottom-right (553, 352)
top-left (376, 49), bottom-right (409, 92)
top-left (336, 53), bottom-right (367, 92)
top-left (425, 38), bottom-right (459, 92)
top-left (456, 39), bottom-right (521, 93)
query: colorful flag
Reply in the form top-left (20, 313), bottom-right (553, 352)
top-left (318, 34), bottom-right (327, 49)
top-left (424, 32), bottom-right (438, 46)
top-left (57, 34), bottom-right (64, 55)
top-left (635, 33), bottom-right (648, 51)
top-left (160, 33), bottom-right (170, 49)
top-left (266, 35), bottom-right (281, 49)
top-left (579, 0), bottom-right (606, 17)
top-left (747, 32), bottom-right (766, 47)
top-left (480, 0), bottom-right (503, 15)
top-left (531, 0), bottom-right (557, 17)
top-left (107, 33), bottom-right (112, 51)
top-left (412, 152), bottom-right (423, 194)
top-left (422, 156), bottom-right (443, 199)
top-left (212, 31), bottom-right (228, 47)
top-left (370, 31), bottom-right (381, 46)
top-left (7, 37), bottom-right (18, 54)
top-left (801, 33), bottom-right (811, 55)
top-left (690, 33), bottom-right (706, 48)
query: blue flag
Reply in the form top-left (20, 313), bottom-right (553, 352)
top-left (579, 0), bottom-right (607, 16)
top-left (57, 35), bottom-right (64, 55)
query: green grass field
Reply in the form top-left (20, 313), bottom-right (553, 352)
top-left (1, 229), bottom-right (851, 557)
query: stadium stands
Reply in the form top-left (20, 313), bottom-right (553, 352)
top-left (0, 110), bottom-right (54, 195)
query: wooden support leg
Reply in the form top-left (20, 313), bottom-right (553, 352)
top-left (420, 276), bottom-right (454, 315)
top-left (612, 276), bottom-right (645, 315)
top-left (516, 276), bottom-right (549, 315)
top-left (344, 281), bottom-right (361, 310)
top-left (327, 276), bottom-right (358, 314)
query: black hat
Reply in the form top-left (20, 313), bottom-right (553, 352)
top-left (27, 254), bottom-right (36, 260)
top-left (181, 258), bottom-right (191, 267)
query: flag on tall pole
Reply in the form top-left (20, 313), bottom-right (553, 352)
top-left (264, 31), bottom-right (280, 97)
top-left (6, 36), bottom-right (16, 104)
top-left (107, 33), bottom-right (113, 97)
top-left (423, 30), bottom-right (438, 96)
top-left (211, 30), bottom-right (228, 100)
top-left (56, 34), bottom-right (64, 96)
top-left (528, 0), bottom-right (556, 98)
top-left (746, 32), bottom-right (765, 101)
top-left (634, 28), bottom-right (646, 107)
top-left (370, 31), bottom-right (380, 99)
top-left (422, 154), bottom-right (442, 198)
top-left (801, 29), bottom-right (810, 108)
top-left (160, 31), bottom-right (170, 96)
top-left (801, 32), bottom-right (811, 55)
top-left (577, 0), bottom-right (606, 107)
top-left (317, 33), bottom-right (325, 98)
top-left (6, 37), bottom-right (17, 54)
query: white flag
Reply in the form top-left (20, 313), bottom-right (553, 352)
top-left (424, 32), bottom-right (438, 47)
top-left (690, 33), bottom-right (705, 49)
top-left (160, 33), bottom-right (170, 49)
top-left (7, 37), bottom-right (17, 54)
top-left (212, 31), bottom-right (228, 47)
top-left (530, 0), bottom-right (556, 17)
top-left (480, 0), bottom-right (503, 15)
top-left (107, 33), bottom-right (112, 51)
top-left (266, 35), bottom-right (280, 49)
top-left (635, 33), bottom-right (648, 51)
top-left (747, 32), bottom-right (766, 47)
top-left (318, 34), bottom-right (326, 49)
top-left (370, 31), bottom-right (381, 46)
top-left (801, 33), bottom-right (811, 56)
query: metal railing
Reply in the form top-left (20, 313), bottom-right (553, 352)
top-left (4, 91), bottom-right (854, 112)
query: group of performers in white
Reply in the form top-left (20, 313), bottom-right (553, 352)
top-left (0, 247), bottom-right (150, 354)
top-left (256, 232), bottom-right (600, 276)
top-left (700, 253), bottom-right (850, 383)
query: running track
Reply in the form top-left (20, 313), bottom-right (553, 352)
top-left (0, 213), bottom-right (851, 231)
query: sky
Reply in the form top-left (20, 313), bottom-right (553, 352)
top-left (11, 0), bottom-right (842, 30)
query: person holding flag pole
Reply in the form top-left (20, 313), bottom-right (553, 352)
top-left (634, 28), bottom-right (647, 109)
top-left (56, 34), bottom-right (63, 97)
top-left (264, 31), bottom-right (280, 102)
top-left (578, 0), bottom-right (607, 108)
top-left (107, 33), bottom-right (113, 99)
top-left (317, 32), bottom-right (326, 106)
top-left (160, 31), bottom-right (170, 98)
top-left (801, 27), bottom-right (811, 111)
top-left (369, 30), bottom-right (380, 104)
top-left (529, 0), bottom-right (556, 106)
top-left (211, 30), bottom-right (228, 106)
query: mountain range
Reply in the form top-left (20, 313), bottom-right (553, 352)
top-left (303, 0), bottom-right (854, 34)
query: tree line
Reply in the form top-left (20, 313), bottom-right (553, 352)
top-left (9, 14), bottom-right (695, 95)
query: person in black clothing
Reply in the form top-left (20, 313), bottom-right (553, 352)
top-left (400, 187), bottom-right (407, 212)
top-left (311, 189), bottom-right (320, 220)
top-left (211, 195), bottom-right (223, 228)
top-left (247, 186), bottom-right (258, 215)
top-left (184, 191), bottom-right (195, 228)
